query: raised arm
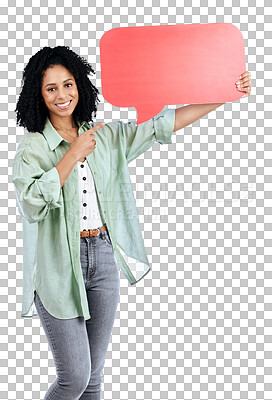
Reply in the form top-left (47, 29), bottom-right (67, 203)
top-left (173, 103), bottom-right (225, 132)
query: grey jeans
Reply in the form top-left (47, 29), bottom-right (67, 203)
top-left (34, 226), bottom-right (120, 400)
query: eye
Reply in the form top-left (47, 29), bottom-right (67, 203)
top-left (47, 83), bottom-right (72, 92)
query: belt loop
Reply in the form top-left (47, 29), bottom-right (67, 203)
top-left (101, 223), bottom-right (106, 239)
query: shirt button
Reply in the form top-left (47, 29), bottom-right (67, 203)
top-left (94, 171), bottom-right (97, 174)
top-left (83, 177), bottom-right (86, 181)
top-left (99, 191), bottom-right (102, 194)
top-left (80, 164), bottom-right (84, 168)
top-left (83, 190), bottom-right (87, 194)
top-left (83, 203), bottom-right (87, 207)
top-left (83, 216), bottom-right (87, 220)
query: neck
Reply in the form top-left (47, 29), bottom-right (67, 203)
top-left (48, 113), bottom-right (77, 131)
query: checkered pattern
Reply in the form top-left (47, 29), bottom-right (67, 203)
top-left (4, 0), bottom-right (271, 399)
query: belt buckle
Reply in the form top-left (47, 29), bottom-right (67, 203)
top-left (89, 227), bottom-right (100, 237)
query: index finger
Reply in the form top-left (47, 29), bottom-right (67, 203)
top-left (88, 122), bottom-right (106, 134)
top-left (238, 71), bottom-right (251, 80)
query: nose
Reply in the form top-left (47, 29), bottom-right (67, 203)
top-left (56, 87), bottom-right (67, 100)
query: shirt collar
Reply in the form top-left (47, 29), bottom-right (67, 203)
top-left (42, 116), bottom-right (89, 151)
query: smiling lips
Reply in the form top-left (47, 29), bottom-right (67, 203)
top-left (55, 100), bottom-right (72, 109)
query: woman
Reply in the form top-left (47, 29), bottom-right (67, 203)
top-left (12, 46), bottom-right (251, 400)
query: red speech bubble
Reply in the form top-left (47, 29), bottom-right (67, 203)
top-left (100, 23), bottom-right (246, 125)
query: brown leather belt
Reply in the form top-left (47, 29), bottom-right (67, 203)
top-left (80, 223), bottom-right (107, 238)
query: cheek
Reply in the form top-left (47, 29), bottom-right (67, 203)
top-left (72, 89), bottom-right (79, 99)
top-left (42, 92), bottom-right (53, 103)
top-left (71, 85), bottom-right (78, 96)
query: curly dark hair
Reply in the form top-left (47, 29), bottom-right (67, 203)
top-left (14, 46), bottom-right (101, 133)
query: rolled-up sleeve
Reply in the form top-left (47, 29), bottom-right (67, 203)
top-left (153, 108), bottom-right (176, 145)
top-left (112, 108), bottom-right (175, 164)
top-left (12, 151), bottom-right (63, 224)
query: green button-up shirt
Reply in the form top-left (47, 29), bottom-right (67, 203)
top-left (12, 108), bottom-right (176, 319)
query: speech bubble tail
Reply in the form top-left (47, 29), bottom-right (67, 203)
top-left (136, 105), bottom-right (165, 125)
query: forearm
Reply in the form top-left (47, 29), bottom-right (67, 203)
top-left (55, 149), bottom-right (78, 188)
top-left (174, 103), bottom-right (225, 132)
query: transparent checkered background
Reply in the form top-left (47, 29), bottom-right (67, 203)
top-left (2, 0), bottom-right (272, 399)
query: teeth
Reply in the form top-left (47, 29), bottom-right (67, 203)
top-left (56, 100), bottom-right (70, 107)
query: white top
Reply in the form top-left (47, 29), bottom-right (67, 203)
top-left (77, 159), bottom-right (105, 230)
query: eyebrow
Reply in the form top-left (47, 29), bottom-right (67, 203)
top-left (45, 78), bottom-right (74, 88)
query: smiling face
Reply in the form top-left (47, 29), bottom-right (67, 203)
top-left (41, 64), bottom-right (79, 126)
